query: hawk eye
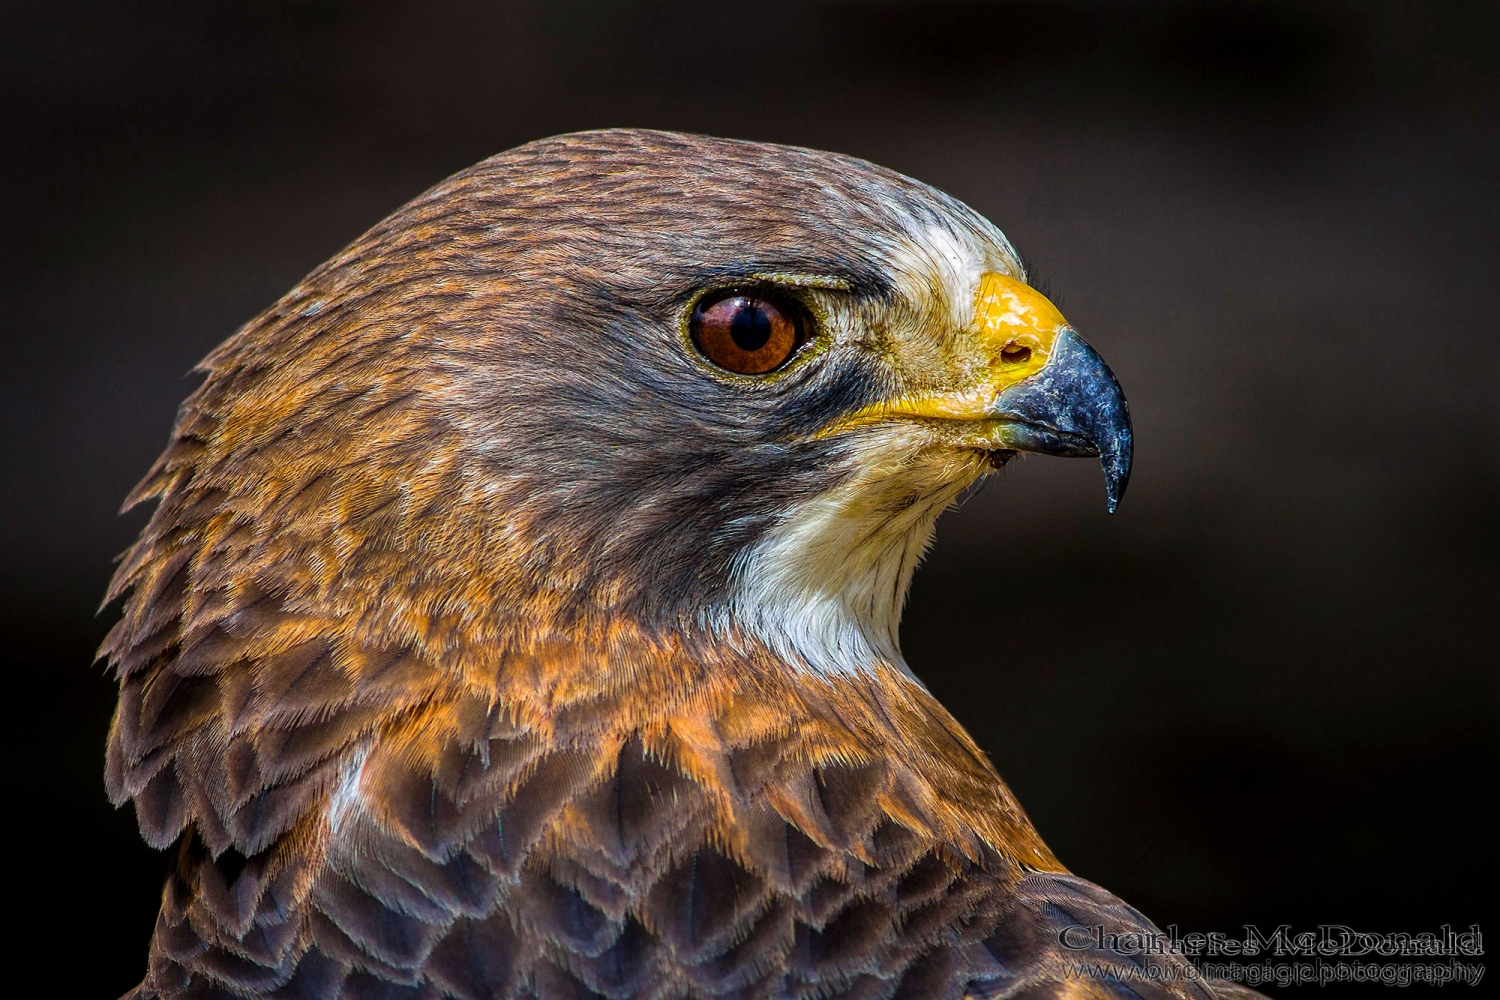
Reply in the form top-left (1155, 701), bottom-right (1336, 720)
top-left (690, 290), bottom-right (805, 375)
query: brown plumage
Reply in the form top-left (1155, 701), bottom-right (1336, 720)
top-left (103, 130), bottom-right (1259, 999)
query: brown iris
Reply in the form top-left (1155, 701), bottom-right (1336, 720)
top-left (690, 290), bottom-right (805, 374)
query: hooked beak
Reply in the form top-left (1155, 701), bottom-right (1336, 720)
top-left (824, 271), bottom-right (1133, 513)
top-left (989, 325), bottom-right (1133, 514)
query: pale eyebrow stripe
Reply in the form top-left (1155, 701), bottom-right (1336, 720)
top-left (746, 272), bottom-right (855, 291)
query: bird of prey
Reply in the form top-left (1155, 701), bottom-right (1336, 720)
top-left (103, 130), bottom-right (1260, 1000)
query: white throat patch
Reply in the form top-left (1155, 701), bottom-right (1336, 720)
top-left (726, 429), bottom-right (988, 678)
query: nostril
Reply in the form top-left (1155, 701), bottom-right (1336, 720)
top-left (1000, 344), bottom-right (1031, 364)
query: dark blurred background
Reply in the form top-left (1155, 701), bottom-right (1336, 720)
top-left (3, 1), bottom-right (1495, 996)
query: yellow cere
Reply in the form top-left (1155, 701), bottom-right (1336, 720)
top-left (820, 272), bottom-right (1070, 435)
top-left (972, 271), bottom-right (1066, 373)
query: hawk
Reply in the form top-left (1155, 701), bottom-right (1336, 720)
top-left (103, 130), bottom-right (1260, 1000)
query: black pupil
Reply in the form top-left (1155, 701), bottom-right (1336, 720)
top-left (729, 301), bottom-right (772, 351)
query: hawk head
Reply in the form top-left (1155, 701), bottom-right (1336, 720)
top-left (130, 129), bottom-right (1128, 681)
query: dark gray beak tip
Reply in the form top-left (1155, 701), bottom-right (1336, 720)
top-left (1104, 431), bottom-right (1132, 514)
